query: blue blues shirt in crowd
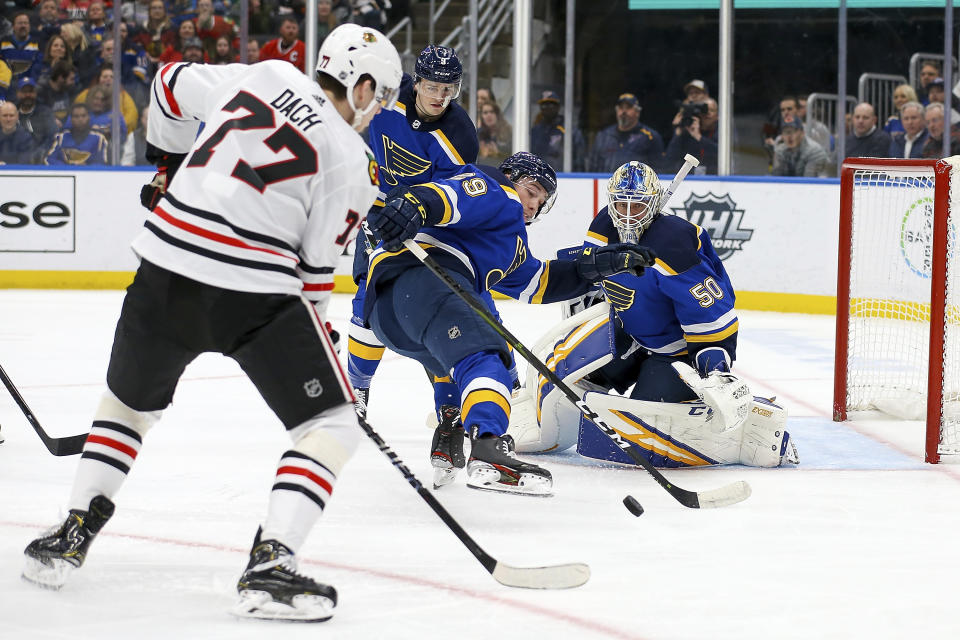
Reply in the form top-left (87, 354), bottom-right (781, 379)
top-left (364, 164), bottom-right (591, 318)
top-left (44, 130), bottom-right (109, 165)
top-left (582, 209), bottom-right (737, 363)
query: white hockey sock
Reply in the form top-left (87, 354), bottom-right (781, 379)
top-left (68, 392), bottom-right (160, 511)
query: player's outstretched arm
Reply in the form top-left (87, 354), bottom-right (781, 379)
top-left (367, 188), bottom-right (443, 251)
top-left (575, 243), bottom-right (657, 282)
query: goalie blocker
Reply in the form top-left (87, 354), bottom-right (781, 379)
top-left (506, 304), bottom-right (799, 468)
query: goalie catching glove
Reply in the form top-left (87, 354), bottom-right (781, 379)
top-left (367, 189), bottom-right (438, 251)
top-left (672, 361), bottom-right (752, 433)
top-left (576, 243), bottom-right (657, 283)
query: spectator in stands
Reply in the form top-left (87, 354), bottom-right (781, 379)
top-left (763, 95), bottom-right (801, 150)
top-left (888, 102), bottom-right (928, 159)
top-left (60, 22), bottom-right (98, 87)
top-left (15, 76), bottom-right (58, 152)
top-left (121, 103), bottom-right (148, 165)
top-left (0, 99), bottom-right (40, 164)
top-left (797, 95), bottom-right (833, 156)
top-left (159, 21), bottom-right (199, 64)
top-left (34, 0), bottom-right (63, 48)
top-left (771, 115), bottom-right (827, 177)
top-left (477, 87), bottom-right (494, 109)
top-left (347, 0), bottom-right (386, 30)
top-left (60, 0), bottom-right (92, 22)
top-left (195, 0), bottom-right (237, 61)
top-left (331, 0), bottom-right (352, 23)
top-left (927, 77), bottom-right (946, 106)
top-left (83, 1), bottom-right (109, 49)
top-left (139, 0), bottom-right (176, 63)
top-left (259, 16), bottom-right (304, 71)
top-left (245, 38), bottom-right (260, 63)
top-left (107, 25), bottom-right (151, 107)
top-left (845, 102), bottom-right (891, 158)
top-left (919, 61), bottom-right (940, 105)
top-left (921, 102), bottom-right (960, 158)
top-left (477, 99), bottom-right (511, 166)
top-left (75, 63), bottom-right (138, 133)
top-left (0, 59), bottom-right (13, 97)
top-left (229, 0), bottom-right (276, 38)
top-left (1, 11), bottom-right (43, 100)
top-left (37, 60), bottom-right (77, 123)
top-left (531, 90), bottom-right (584, 172)
top-left (665, 96), bottom-right (718, 175)
top-left (588, 92), bottom-right (663, 173)
top-left (314, 0), bottom-right (338, 48)
top-left (210, 35), bottom-right (234, 64)
top-left (181, 36), bottom-right (206, 63)
top-left (884, 84), bottom-right (918, 134)
top-left (683, 78), bottom-right (709, 104)
top-left (70, 83), bottom-right (128, 150)
top-left (168, 0), bottom-right (200, 26)
top-left (45, 101), bottom-right (108, 164)
top-left (38, 34), bottom-right (71, 87)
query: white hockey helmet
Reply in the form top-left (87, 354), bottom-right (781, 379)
top-left (607, 161), bottom-right (663, 243)
top-left (316, 24), bottom-right (402, 129)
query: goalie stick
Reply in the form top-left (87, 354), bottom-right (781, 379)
top-left (0, 363), bottom-right (87, 456)
top-left (403, 240), bottom-right (749, 509)
top-left (356, 412), bottom-right (590, 589)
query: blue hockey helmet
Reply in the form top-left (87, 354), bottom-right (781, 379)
top-left (606, 161), bottom-right (662, 242)
top-left (414, 45), bottom-right (463, 98)
top-left (499, 151), bottom-right (558, 223)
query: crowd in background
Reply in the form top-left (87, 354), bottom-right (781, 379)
top-left (0, 0), bottom-right (409, 165)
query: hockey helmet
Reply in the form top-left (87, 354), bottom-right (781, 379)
top-left (316, 24), bottom-right (402, 129)
top-left (607, 161), bottom-right (662, 242)
top-left (499, 151), bottom-right (558, 223)
top-left (414, 45), bottom-right (463, 99)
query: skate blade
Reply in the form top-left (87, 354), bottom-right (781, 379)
top-left (21, 555), bottom-right (73, 590)
top-left (432, 465), bottom-right (460, 489)
top-left (466, 467), bottom-right (553, 497)
top-left (231, 590), bottom-right (334, 622)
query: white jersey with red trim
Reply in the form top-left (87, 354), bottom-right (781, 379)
top-left (136, 60), bottom-right (379, 307)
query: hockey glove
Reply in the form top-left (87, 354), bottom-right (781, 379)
top-left (140, 147), bottom-right (187, 212)
top-left (576, 243), bottom-right (657, 283)
top-left (368, 190), bottom-right (430, 252)
top-left (140, 169), bottom-right (168, 211)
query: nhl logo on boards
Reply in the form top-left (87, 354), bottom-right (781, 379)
top-left (448, 326), bottom-right (461, 339)
top-left (671, 192), bottom-right (754, 260)
top-left (303, 379), bottom-right (323, 398)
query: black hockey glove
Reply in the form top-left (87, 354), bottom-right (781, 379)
top-left (140, 168), bottom-right (169, 211)
top-left (368, 190), bottom-right (430, 252)
top-left (140, 145), bottom-right (187, 211)
top-left (576, 243), bottom-right (657, 283)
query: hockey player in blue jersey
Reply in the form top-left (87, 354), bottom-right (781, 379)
top-left (347, 44), bottom-right (514, 488)
top-left (506, 161), bottom-right (799, 468)
top-left (363, 152), bottom-right (657, 495)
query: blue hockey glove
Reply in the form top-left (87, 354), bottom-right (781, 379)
top-left (368, 190), bottom-right (430, 252)
top-left (576, 243), bottom-right (657, 282)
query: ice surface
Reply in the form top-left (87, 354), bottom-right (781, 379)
top-left (2, 290), bottom-right (959, 640)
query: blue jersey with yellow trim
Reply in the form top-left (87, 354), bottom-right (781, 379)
top-left (365, 164), bottom-right (590, 315)
top-left (367, 74), bottom-right (479, 195)
top-left (583, 208), bottom-right (737, 360)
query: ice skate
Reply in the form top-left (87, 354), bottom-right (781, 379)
top-left (466, 426), bottom-right (553, 497)
top-left (430, 405), bottom-right (466, 489)
top-left (231, 532), bottom-right (337, 622)
top-left (22, 495), bottom-right (115, 589)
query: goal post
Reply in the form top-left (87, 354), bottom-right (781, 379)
top-left (834, 157), bottom-right (959, 464)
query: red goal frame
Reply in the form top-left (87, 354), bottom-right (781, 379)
top-left (833, 157), bottom-right (953, 464)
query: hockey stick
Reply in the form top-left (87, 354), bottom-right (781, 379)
top-left (0, 363), bottom-right (87, 456)
top-left (660, 153), bottom-right (700, 208)
top-left (356, 412), bottom-right (590, 589)
top-left (402, 239), bottom-right (750, 509)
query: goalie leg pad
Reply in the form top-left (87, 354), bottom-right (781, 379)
top-left (739, 397), bottom-right (799, 467)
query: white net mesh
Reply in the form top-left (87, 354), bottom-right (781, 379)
top-left (845, 160), bottom-right (960, 455)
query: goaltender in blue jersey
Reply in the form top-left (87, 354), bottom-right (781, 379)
top-left (505, 161), bottom-right (799, 469)
top-left (347, 45), bottom-right (480, 429)
top-left (363, 152), bottom-right (657, 496)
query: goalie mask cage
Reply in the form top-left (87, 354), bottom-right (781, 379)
top-left (834, 157), bottom-right (960, 464)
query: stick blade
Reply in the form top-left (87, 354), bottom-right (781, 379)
top-left (51, 433), bottom-right (87, 457)
top-left (491, 561), bottom-right (590, 590)
top-left (694, 480), bottom-right (752, 509)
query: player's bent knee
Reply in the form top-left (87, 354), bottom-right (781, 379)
top-left (288, 403), bottom-right (359, 476)
top-left (95, 390), bottom-right (161, 437)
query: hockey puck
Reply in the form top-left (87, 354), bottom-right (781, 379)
top-left (622, 495), bottom-right (644, 517)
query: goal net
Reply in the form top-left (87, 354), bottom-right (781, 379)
top-left (833, 157), bottom-right (960, 463)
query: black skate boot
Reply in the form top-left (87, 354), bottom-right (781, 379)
top-left (22, 495), bottom-right (115, 589)
top-left (466, 426), bottom-right (553, 496)
top-left (430, 405), bottom-right (466, 489)
top-left (354, 387), bottom-right (370, 420)
top-left (231, 529), bottom-right (337, 622)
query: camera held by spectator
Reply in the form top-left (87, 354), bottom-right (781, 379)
top-left (679, 101), bottom-right (708, 128)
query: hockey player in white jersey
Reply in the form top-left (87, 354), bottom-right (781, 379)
top-left (22, 24), bottom-right (402, 623)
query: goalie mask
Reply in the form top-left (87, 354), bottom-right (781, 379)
top-left (316, 24), bottom-right (402, 130)
top-left (499, 151), bottom-right (558, 223)
top-left (607, 161), bottom-right (663, 243)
